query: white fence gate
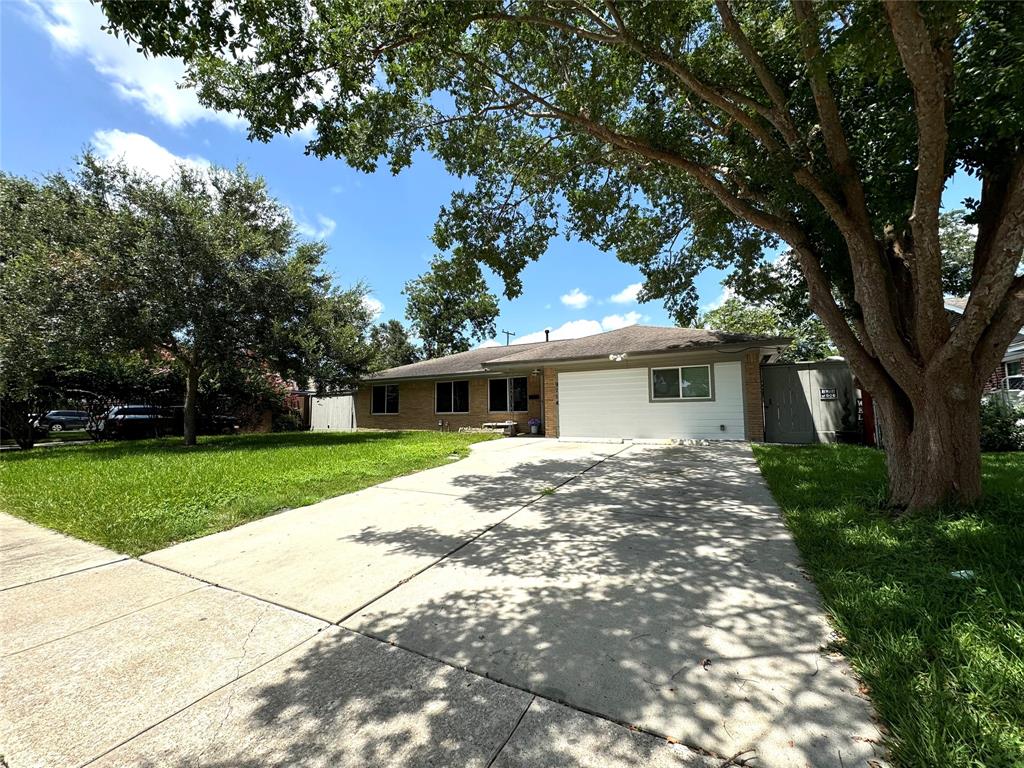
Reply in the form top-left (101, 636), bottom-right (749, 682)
top-left (310, 394), bottom-right (356, 431)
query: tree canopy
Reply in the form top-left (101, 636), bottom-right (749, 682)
top-left (0, 156), bottom-right (374, 445)
top-left (369, 319), bottom-right (422, 370)
top-left (98, 0), bottom-right (1024, 508)
top-left (403, 255), bottom-right (500, 356)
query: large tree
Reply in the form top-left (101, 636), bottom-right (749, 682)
top-left (2, 157), bottom-right (374, 446)
top-left (403, 255), bottom-right (500, 356)
top-left (100, 1), bottom-right (1024, 509)
top-left (0, 169), bottom-right (117, 447)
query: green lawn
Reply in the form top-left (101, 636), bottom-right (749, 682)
top-left (0, 431), bottom-right (495, 556)
top-left (753, 444), bottom-right (1024, 768)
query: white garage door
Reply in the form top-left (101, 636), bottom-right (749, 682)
top-left (558, 362), bottom-right (745, 440)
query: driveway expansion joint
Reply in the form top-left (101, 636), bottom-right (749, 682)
top-left (2, 583), bottom-right (208, 659)
top-left (486, 695), bottom-right (536, 767)
top-left (332, 444), bottom-right (633, 625)
top-left (0, 556), bottom-right (128, 593)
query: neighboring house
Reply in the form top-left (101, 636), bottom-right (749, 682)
top-left (355, 325), bottom-right (787, 441)
top-left (945, 297), bottom-right (1024, 397)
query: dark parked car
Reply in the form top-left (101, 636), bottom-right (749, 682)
top-left (167, 406), bottom-right (241, 436)
top-left (91, 405), bottom-right (174, 440)
top-left (33, 410), bottom-right (91, 433)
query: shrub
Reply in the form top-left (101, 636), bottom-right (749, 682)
top-left (980, 397), bottom-right (1024, 451)
top-left (272, 408), bottom-right (305, 433)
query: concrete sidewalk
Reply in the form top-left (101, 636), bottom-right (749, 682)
top-left (0, 440), bottom-right (887, 767)
top-left (2, 512), bottom-right (706, 768)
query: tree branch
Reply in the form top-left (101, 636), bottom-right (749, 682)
top-left (883, 0), bottom-right (951, 358)
top-left (943, 156), bottom-right (1024, 357)
top-left (790, 1), bottom-right (873, 235)
top-left (714, 0), bottom-right (802, 150)
top-left (792, 0), bottom-right (923, 394)
top-left (970, 274), bottom-right (1024, 389)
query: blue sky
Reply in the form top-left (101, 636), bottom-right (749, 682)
top-left (1, 1), bottom-right (979, 347)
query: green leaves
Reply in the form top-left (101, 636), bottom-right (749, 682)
top-left (403, 254), bottom-right (499, 356)
top-left (97, 0), bottom-right (1022, 348)
top-left (698, 296), bottom-right (837, 361)
top-left (0, 157), bottom-right (374, 410)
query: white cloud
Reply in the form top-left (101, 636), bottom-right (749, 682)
top-left (482, 311), bottom-right (650, 348)
top-left (600, 311), bottom-right (643, 331)
top-left (560, 288), bottom-right (592, 310)
top-left (94, 131), bottom-right (340, 243)
top-left (702, 285), bottom-right (736, 314)
top-left (92, 129), bottom-right (211, 179)
top-left (610, 282), bottom-right (642, 304)
top-left (24, 0), bottom-right (240, 129)
top-left (362, 296), bottom-right (384, 319)
top-left (294, 213), bottom-right (336, 240)
top-left (475, 339), bottom-right (502, 349)
top-left (515, 319), bottom-right (602, 345)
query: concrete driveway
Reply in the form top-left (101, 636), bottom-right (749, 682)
top-left (0, 439), bottom-right (886, 767)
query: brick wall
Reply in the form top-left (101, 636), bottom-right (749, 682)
top-left (355, 374), bottom-right (542, 432)
top-left (986, 356), bottom-right (1022, 392)
top-left (741, 351), bottom-right (765, 442)
top-left (542, 367), bottom-right (559, 438)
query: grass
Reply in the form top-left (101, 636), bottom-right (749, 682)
top-left (753, 444), bottom-right (1024, 768)
top-left (0, 430), bottom-right (495, 556)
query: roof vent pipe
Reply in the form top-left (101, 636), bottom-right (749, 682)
top-left (544, 329), bottom-right (550, 342)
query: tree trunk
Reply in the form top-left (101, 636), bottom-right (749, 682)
top-left (183, 363), bottom-right (199, 447)
top-left (873, 377), bottom-right (983, 511)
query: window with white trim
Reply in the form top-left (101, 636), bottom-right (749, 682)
top-left (436, 380), bottom-right (470, 413)
top-left (488, 377), bottom-right (528, 412)
top-left (650, 365), bottom-right (712, 400)
top-left (371, 384), bottom-right (399, 414)
top-left (1006, 360), bottom-right (1023, 391)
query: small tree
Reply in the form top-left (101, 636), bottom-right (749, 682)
top-left (107, 162), bottom-right (376, 445)
top-left (404, 256), bottom-right (499, 357)
top-left (370, 319), bottom-right (422, 371)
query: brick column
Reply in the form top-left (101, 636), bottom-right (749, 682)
top-left (742, 351), bottom-right (764, 442)
top-left (542, 367), bottom-right (559, 438)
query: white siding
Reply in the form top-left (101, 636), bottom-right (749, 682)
top-left (558, 362), bottom-right (744, 440)
top-left (310, 395), bottom-right (356, 431)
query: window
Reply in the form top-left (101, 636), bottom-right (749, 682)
top-left (436, 380), bottom-right (470, 413)
top-left (1006, 361), bottom-right (1023, 391)
top-left (371, 384), bottom-right (400, 414)
top-left (650, 365), bottom-right (712, 400)
top-left (489, 377), bottom-right (529, 412)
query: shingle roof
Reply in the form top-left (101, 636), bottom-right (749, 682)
top-left (483, 325), bottom-right (786, 365)
top-left (366, 342), bottom-right (549, 380)
top-left (369, 326), bottom-right (786, 380)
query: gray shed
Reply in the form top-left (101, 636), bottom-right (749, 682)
top-left (761, 360), bottom-right (860, 444)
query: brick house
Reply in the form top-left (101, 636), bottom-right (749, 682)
top-left (945, 297), bottom-right (1024, 397)
top-left (355, 326), bottom-right (786, 440)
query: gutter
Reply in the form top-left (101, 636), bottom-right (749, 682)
top-left (480, 339), bottom-right (791, 369)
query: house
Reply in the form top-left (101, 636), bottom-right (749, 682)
top-left (355, 325), bottom-right (787, 440)
top-left (945, 297), bottom-right (1024, 397)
